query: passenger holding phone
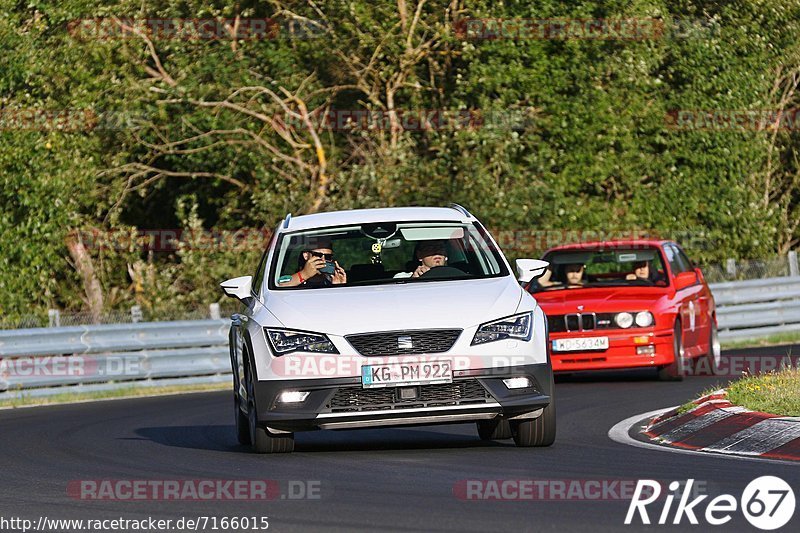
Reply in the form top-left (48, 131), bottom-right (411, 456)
top-left (281, 239), bottom-right (347, 287)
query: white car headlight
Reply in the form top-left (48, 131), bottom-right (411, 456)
top-left (471, 312), bottom-right (533, 346)
top-left (264, 328), bottom-right (339, 355)
top-left (615, 312), bottom-right (634, 329)
top-left (635, 311), bottom-right (654, 327)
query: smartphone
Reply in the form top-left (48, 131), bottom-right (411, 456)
top-left (319, 261), bottom-right (336, 275)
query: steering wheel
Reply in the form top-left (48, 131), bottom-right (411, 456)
top-left (418, 266), bottom-right (466, 279)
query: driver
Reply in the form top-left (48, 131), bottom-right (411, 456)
top-left (394, 240), bottom-right (448, 278)
top-left (626, 260), bottom-right (650, 281)
top-left (625, 259), bottom-right (665, 283)
top-left (564, 263), bottom-right (585, 287)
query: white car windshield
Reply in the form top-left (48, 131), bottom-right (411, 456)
top-left (269, 221), bottom-right (508, 288)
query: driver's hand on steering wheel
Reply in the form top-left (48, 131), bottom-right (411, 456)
top-left (411, 264), bottom-right (430, 278)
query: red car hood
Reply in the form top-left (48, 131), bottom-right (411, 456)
top-left (532, 286), bottom-right (671, 314)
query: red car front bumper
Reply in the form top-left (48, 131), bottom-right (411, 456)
top-left (550, 327), bottom-right (674, 372)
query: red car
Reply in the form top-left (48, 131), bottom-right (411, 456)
top-left (526, 240), bottom-right (720, 380)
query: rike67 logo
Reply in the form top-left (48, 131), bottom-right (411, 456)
top-left (625, 477), bottom-right (795, 530)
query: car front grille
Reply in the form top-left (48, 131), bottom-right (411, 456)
top-left (324, 379), bottom-right (492, 413)
top-left (345, 329), bottom-right (461, 356)
top-left (548, 313), bottom-right (615, 333)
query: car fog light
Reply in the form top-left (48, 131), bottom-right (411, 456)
top-left (503, 377), bottom-right (532, 389)
top-left (279, 390), bottom-right (310, 403)
top-left (636, 345), bottom-right (655, 355)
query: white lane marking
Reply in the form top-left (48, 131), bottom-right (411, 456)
top-left (608, 407), bottom-right (800, 466)
top-left (703, 419), bottom-right (800, 455)
top-left (659, 409), bottom-right (737, 443)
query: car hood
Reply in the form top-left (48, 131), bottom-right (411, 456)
top-left (264, 277), bottom-right (523, 335)
top-left (532, 286), bottom-right (670, 314)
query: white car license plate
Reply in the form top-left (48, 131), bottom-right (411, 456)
top-left (361, 360), bottom-right (453, 388)
top-left (552, 336), bottom-right (609, 352)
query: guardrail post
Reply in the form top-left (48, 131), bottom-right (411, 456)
top-left (789, 251), bottom-right (799, 277)
top-left (725, 258), bottom-right (736, 278)
top-left (130, 305), bottom-right (143, 323)
top-left (209, 303), bottom-right (221, 320)
top-left (48, 309), bottom-right (60, 328)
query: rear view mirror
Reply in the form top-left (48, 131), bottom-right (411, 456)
top-left (220, 275), bottom-right (253, 301)
top-left (516, 259), bottom-right (549, 283)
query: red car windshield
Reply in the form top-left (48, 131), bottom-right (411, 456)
top-left (531, 247), bottom-right (669, 292)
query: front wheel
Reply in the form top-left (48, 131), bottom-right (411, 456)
top-left (510, 402), bottom-right (556, 447)
top-left (477, 418), bottom-right (512, 440)
top-left (245, 360), bottom-right (294, 453)
top-left (235, 394), bottom-right (250, 446)
top-left (658, 321), bottom-right (686, 381)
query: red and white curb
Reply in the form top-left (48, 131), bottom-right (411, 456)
top-left (643, 390), bottom-right (800, 461)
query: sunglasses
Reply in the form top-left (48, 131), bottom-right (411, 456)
top-left (309, 251), bottom-right (335, 260)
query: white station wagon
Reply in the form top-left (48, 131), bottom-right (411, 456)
top-left (221, 205), bottom-right (554, 453)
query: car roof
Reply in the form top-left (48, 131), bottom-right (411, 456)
top-left (280, 206), bottom-right (474, 232)
top-left (545, 239), bottom-right (670, 253)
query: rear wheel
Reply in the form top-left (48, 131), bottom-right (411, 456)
top-left (658, 321), bottom-right (686, 381)
top-left (477, 418), bottom-right (512, 440)
top-left (510, 402), bottom-right (556, 447)
top-left (245, 359), bottom-right (294, 454)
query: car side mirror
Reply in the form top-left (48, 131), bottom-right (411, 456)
top-left (220, 275), bottom-right (253, 301)
top-left (516, 259), bottom-right (549, 283)
top-left (673, 271), bottom-right (698, 290)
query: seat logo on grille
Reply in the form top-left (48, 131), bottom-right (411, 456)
top-left (397, 336), bottom-right (413, 349)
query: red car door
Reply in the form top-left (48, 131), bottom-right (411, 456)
top-left (664, 244), bottom-right (702, 354)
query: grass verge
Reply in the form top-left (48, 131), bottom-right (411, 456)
top-left (676, 368), bottom-right (800, 417)
top-left (720, 330), bottom-right (800, 350)
top-left (0, 382), bottom-right (228, 409)
top-left (726, 368), bottom-right (800, 416)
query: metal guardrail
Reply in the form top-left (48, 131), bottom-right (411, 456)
top-left (0, 276), bottom-right (797, 399)
top-left (0, 320), bottom-right (230, 400)
top-left (710, 276), bottom-right (800, 341)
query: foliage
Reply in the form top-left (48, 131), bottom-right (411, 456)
top-left (2, 0), bottom-right (800, 321)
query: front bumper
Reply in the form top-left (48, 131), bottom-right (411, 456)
top-left (550, 328), bottom-right (674, 372)
top-left (252, 363), bottom-right (553, 432)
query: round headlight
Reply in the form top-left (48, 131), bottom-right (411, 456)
top-left (615, 312), bottom-right (634, 329)
top-left (635, 311), bottom-right (654, 327)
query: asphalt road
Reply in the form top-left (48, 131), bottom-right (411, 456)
top-left (1, 345), bottom-right (798, 533)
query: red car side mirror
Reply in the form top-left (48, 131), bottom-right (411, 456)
top-left (674, 271), bottom-right (698, 290)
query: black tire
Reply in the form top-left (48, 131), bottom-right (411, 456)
top-left (510, 402), bottom-right (556, 447)
top-left (658, 321), bottom-right (686, 381)
top-left (703, 321), bottom-right (723, 375)
top-left (244, 359), bottom-right (294, 454)
top-left (477, 418), bottom-right (512, 440)
top-left (235, 394), bottom-right (251, 446)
